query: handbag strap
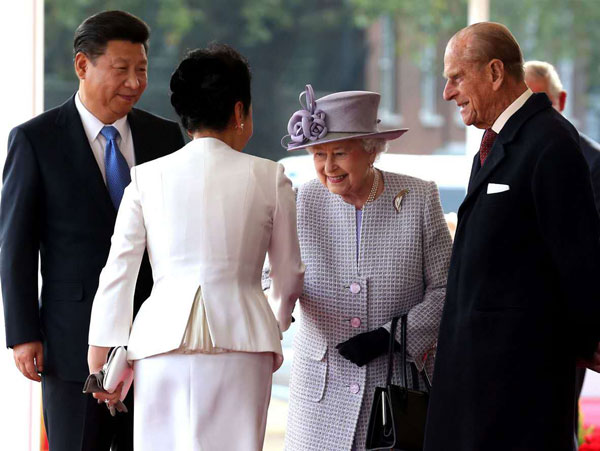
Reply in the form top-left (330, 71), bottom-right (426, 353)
top-left (410, 361), bottom-right (432, 392)
top-left (403, 315), bottom-right (433, 392)
top-left (400, 314), bottom-right (408, 388)
top-left (419, 363), bottom-right (432, 392)
top-left (386, 316), bottom-right (400, 386)
top-left (387, 314), bottom-right (432, 392)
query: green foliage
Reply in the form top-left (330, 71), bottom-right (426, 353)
top-left (44, 0), bottom-right (600, 160)
top-left (491, 0), bottom-right (600, 91)
top-left (348, 0), bottom-right (600, 90)
top-left (491, 0), bottom-right (597, 57)
top-left (155, 0), bottom-right (197, 47)
top-left (43, 0), bottom-right (365, 161)
top-left (350, 0), bottom-right (468, 40)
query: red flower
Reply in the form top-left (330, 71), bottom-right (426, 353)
top-left (581, 428), bottom-right (600, 450)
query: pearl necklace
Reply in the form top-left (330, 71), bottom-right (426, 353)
top-left (366, 168), bottom-right (380, 204)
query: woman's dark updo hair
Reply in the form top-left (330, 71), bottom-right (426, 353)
top-left (170, 44), bottom-right (251, 132)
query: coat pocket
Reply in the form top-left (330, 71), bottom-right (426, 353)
top-left (479, 188), bottom-right (513, 206)
top-left (42, 282), bottom-right (84, 302)
top-left (290, 347), bottom-right (328, 402)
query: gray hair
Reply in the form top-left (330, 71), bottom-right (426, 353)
top-left (362, 138), bottom-right (388, 155)
top-left (306, 138), bottom-right (388, 155)
top-left (452, 22), bottom-right (524, 82)
top-left (524, 60), bottom-right (564, 100)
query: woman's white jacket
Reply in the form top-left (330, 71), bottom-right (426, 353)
top-left (88, 137), bottom-right (304, 367)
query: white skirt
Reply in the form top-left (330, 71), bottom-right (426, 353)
top-left (133, 351), bottom-right (273, 451)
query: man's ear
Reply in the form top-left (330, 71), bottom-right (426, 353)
top-left (74, 52), bottom-right (89, 80)
top-left (558, 91), bottom-right (567, 113)
top-left (489, 59), bottom-right (504, 91)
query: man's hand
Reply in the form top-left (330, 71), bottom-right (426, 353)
top-left (577, 342), bottom-right (600, 372)
top-left (13, 341), bottom-right (44, 382)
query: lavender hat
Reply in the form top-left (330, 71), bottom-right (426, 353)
top-left (281, 84), bottom-right (408, 151)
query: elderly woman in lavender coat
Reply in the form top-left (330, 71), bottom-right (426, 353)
top-left (279, 85), bottom-right (453, 450)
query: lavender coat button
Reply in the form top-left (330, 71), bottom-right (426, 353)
top-left (350, 383), bottom-right (360, 394)
top-left (350, 317), bottom-right (361, 328)
top-left (349, 282), bottom-right (361, 294)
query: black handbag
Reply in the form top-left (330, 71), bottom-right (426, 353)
top-left (365, 315), bottom-right (432, 450)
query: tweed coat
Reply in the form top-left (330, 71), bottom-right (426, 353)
top-left (285, 171), bottom-right (452, 450)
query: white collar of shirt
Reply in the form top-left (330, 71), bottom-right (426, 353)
top-left (74, 91), bottom-right (136, 184)
top-left (75, 92), bottom-right (130, 146)
top-left (491, 88), bottom-right (533, 134)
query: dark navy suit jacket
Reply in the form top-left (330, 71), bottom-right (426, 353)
top-left (0, 95), bottom-right (184, 382)
top-left (580, 133), bottom-right (600, 214)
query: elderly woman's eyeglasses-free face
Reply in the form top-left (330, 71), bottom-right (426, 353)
top-left (310, 139), bottom-right (377, 204)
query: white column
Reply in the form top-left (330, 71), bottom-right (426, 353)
top-left (0, 1), bottom-right (44, 150)
top-left (465, 0), bottom-right (490, 159)
top-left (0, 2), bottom-right (44, 451)
top-left (468, 0), bottom-right (490, 25)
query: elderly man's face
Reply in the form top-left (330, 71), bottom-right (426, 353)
top-left (443, 40), bottom-right (496, 129)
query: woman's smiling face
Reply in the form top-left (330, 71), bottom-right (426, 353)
top-left (310, 139), bottom-right (376, 200)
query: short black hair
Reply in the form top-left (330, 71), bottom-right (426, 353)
top-left (170, 44), bottom-right (252, 132)
top-left (73, 10), bottom-right (150, 61)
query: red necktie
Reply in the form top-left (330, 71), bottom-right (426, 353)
top-left (479, 129), bottom-right (498, 166)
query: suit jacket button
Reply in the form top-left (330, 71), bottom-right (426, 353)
top-left (349, 282), bottom-right (361, 294)
top-left (349, 383), bottom-right (360, 394)
top-left (350, 317), bottom-right (361, 328)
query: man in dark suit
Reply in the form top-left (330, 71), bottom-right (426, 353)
top-left (424, 22), bottom-right (600, 451)
top-left (525, 60), bottom-right (600, 214)
top-left (0, 10), bottom-right (184, 451)
top-left (525, 58), bottom-right (600, 445)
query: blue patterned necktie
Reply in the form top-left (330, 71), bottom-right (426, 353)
top-left (100, 125), bottom-right (131, 209)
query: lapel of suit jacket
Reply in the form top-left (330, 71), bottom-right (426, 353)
top-left (466, 152), bottom-right (481, 193)
top-left (129, 108), bottom-right (161, 165)
top-left (55, 95), bottom-right (116, 218)
top-left (458, 93), bottom-right (552, 217)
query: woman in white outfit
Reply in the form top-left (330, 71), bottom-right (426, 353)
top-left (86, 44), bottom-right (304, 451)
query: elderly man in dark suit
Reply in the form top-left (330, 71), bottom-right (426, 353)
top-left (525, 60), bottom-right (600, 213)
top-left (424, 22), bottom-right (600, 451)
top-left (0, 10), bottom-right (184, 451)
top-left (525, 58), bottom-right (600, 444)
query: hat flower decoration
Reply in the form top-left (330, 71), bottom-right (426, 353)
top-left (287, 84), bottom-right (328, 146)
top-left (281, 84), bottom-right (408, 151)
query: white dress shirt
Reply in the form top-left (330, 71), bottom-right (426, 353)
top-left (75, 92), bottom-right (136, 183)
top-left (492, 88), bottom-right (533, 134)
